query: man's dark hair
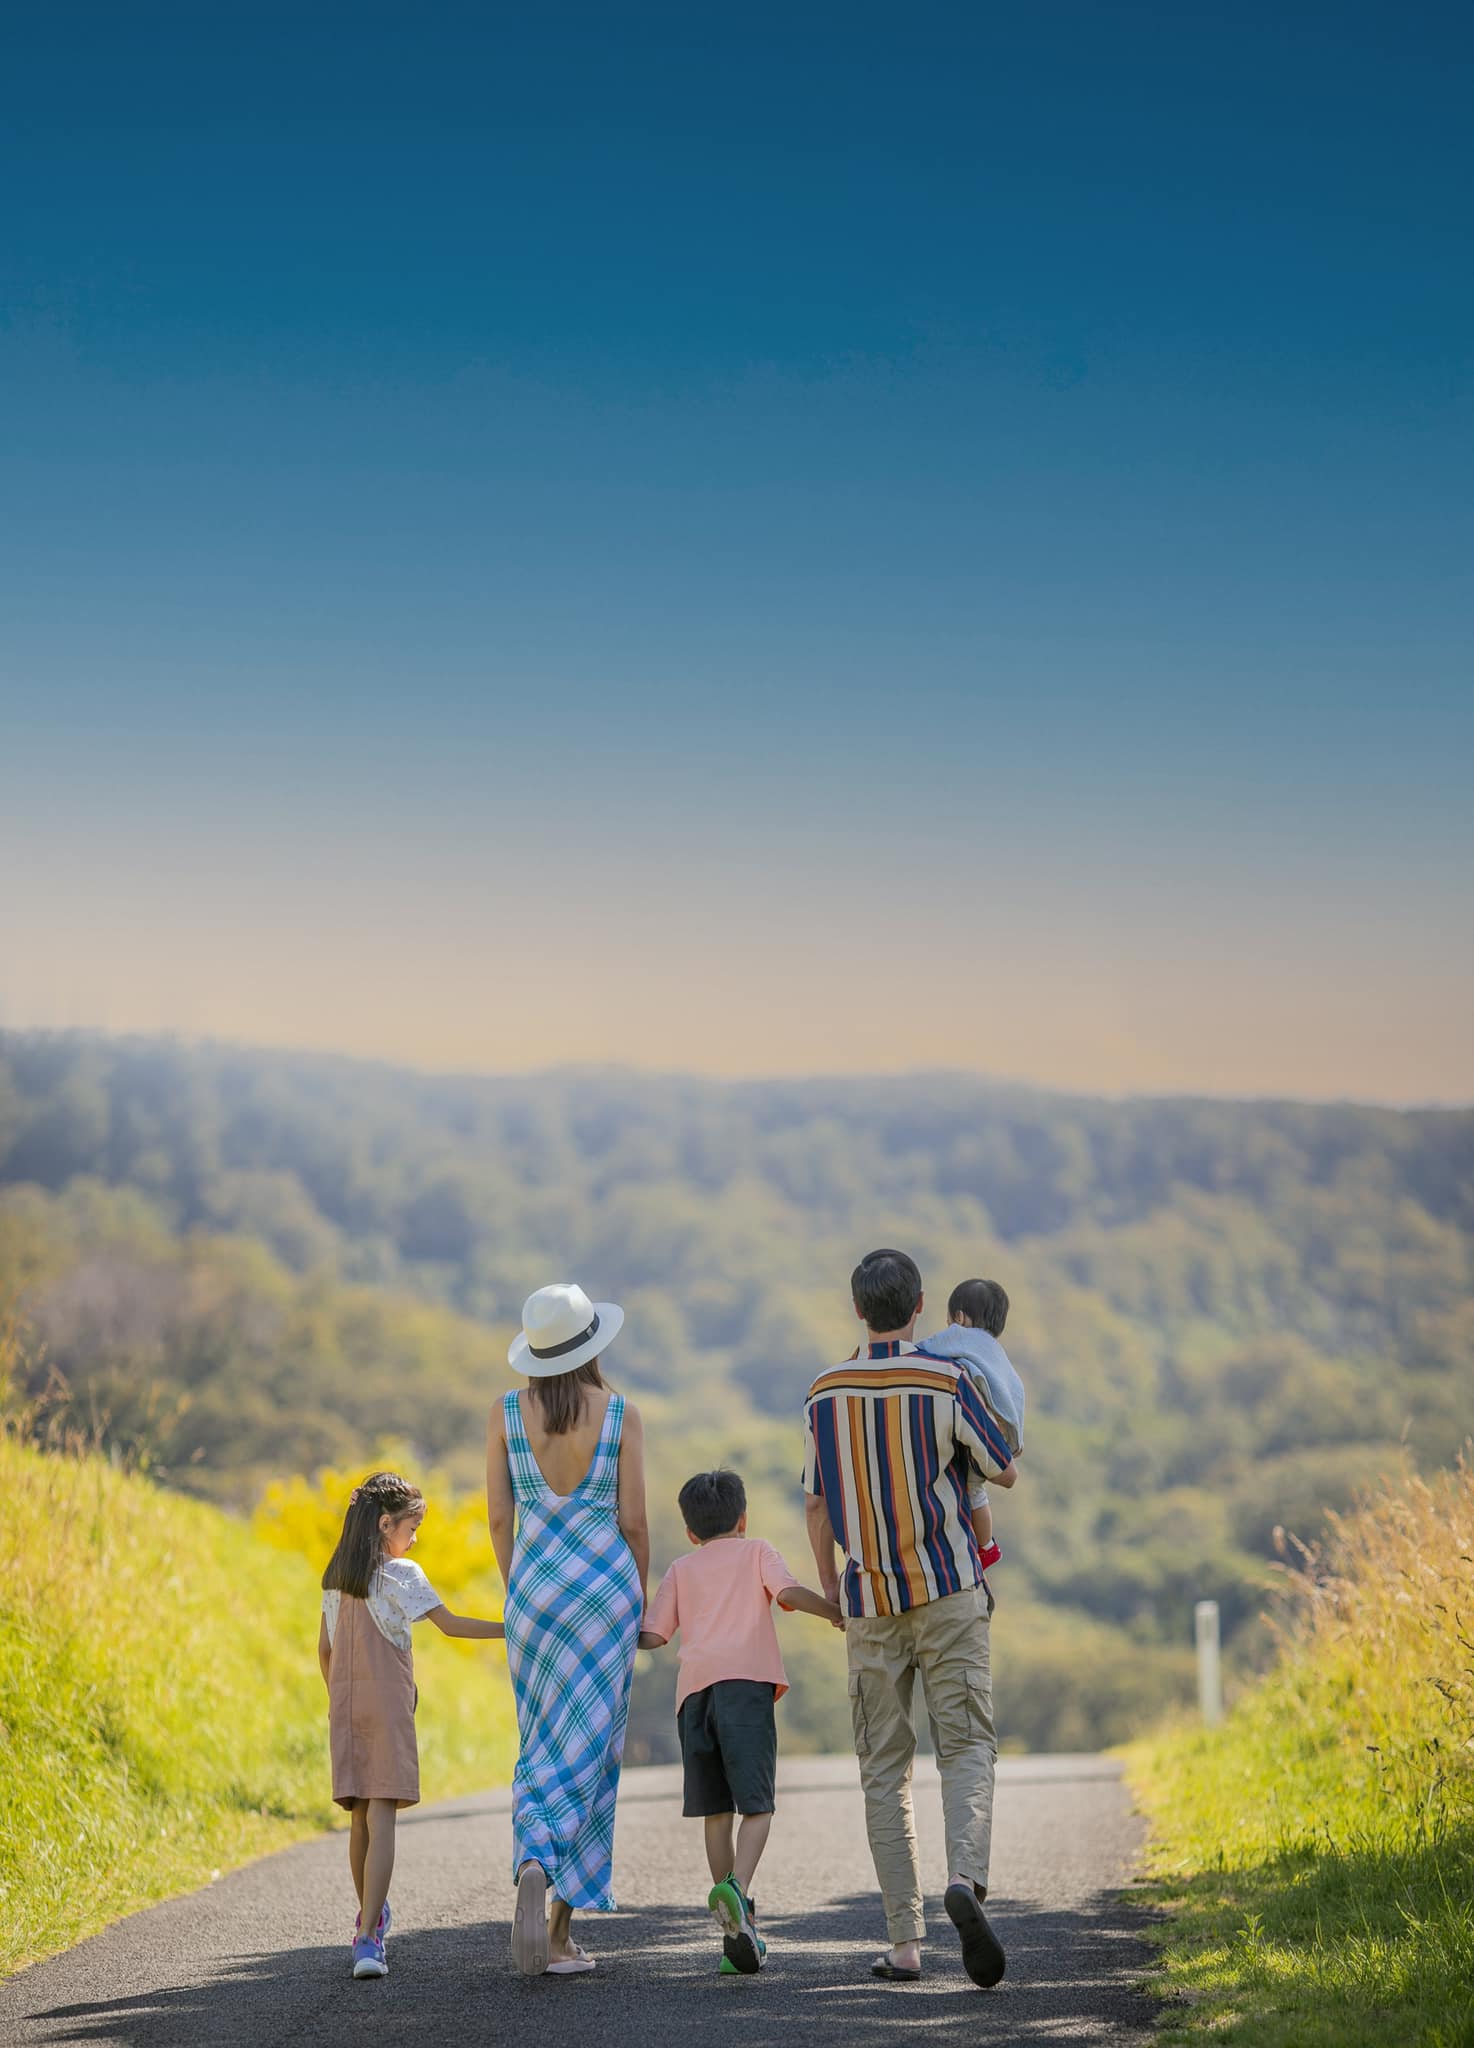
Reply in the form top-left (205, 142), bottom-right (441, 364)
top-left (948, 1277), bottom-right (1009, 1337)
top-left (678, 1468), bottom-right (747, 1541)
top-left (851, 1248), bottom-right (923, 1333)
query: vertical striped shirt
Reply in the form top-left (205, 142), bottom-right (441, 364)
top-left (803, 1341), bottom-right (1016, 1619)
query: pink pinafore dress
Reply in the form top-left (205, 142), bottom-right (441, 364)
top-left (325, 1560), bottom-right (440, 1808)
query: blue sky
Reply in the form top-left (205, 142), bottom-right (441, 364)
top-left (1, 3), bottom-right (1470, 1097)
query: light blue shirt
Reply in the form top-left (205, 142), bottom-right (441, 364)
top-left (915, 1324), bottom-right (1025, 1456)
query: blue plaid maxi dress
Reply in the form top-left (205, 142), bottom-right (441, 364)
top-left (503, 1388), bottom-right (642, 1910)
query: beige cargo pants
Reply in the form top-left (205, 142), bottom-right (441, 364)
top-left (845, 1582), bottom-right (996, 1944)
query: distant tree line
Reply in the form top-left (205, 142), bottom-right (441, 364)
top-left (1, 1031), bottom-right (1469, 1753)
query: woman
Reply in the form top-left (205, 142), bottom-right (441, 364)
top-left (487, 1281), bottom-right (649, 1976)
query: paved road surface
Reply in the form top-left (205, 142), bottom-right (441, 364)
top-left (0, 1754), bottom-right (1157, 2046)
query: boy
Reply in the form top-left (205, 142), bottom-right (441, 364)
top-left (916, 1278), bottom-right (1025, 1567)
top-left (639, 1469), bottom-right (842, 1974)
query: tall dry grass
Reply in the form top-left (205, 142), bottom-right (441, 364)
top-left (1129, 1461), bottom-right (1474, 2047)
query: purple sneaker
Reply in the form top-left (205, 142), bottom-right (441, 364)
top-left (352, 1935), bottom-right (388, 1979)
top-left (351, 1901), bottom-right (391, 1947)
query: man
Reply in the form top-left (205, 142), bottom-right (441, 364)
top-left (803, 1247), bottom-right (1018, 1986)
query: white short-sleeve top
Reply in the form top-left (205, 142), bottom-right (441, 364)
top-left (322, 1558), bottom-right (443, 1652)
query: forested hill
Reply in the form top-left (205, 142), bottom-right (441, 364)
top-left (2, 1032), bottom-right (1471, 1752)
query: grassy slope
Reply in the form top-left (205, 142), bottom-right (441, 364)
top-left (1126, 1468), bottom-right (1474, 2048)
top-left (0, 1440), bottom-right (517, 1979)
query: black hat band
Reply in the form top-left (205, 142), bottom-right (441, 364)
top-left (528, 1312), bottom-right (601, 1361)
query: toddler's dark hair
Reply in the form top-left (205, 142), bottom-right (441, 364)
top-left (321, 1470), bottom-right (424, 1600)
top-left (851, 1247), bottom-right (923, 1331)
top-left (679, 1469), bottom-right (747, 1541)
top-left (948, 1278), bottom-right (1009, 1337)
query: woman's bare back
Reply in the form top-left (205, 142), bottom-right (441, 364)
top-left (516, 1385), bottom-right (614, 1498)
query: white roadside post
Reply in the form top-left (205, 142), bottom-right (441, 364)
top-left (1195, 1598), bottom-right (1223, 1726)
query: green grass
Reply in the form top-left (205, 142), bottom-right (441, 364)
top-left (0, 1437), bottom-right (517, 1979)
top-left (1126, 1468), bottom-right (1474, 2048)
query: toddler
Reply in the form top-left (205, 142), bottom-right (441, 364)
top-left (638, 1469), bottom-right (841, 1975)
top-left (917, 1278), bottom-right (1025, 1567)
top-left (318, 1469), bottom-right (504, 1979)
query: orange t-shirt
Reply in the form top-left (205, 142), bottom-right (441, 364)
top-left (644, 1536), bottom-right (796, 1710)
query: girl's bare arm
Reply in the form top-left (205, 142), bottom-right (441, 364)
top-left (318, 1612), bottom-right (332, 1693)
top-left (426, 1607), bottom-right (506, 1640)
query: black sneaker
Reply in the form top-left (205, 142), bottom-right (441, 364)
top-left (944, 1882), bottom-right (1005, 1987)
top-left (708, 1875), bottom-right (761, 1975)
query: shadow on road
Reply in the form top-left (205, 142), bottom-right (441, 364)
top-left (23, 1889), bottom-right (1158, 2047)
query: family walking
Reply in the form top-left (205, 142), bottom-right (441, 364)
top-left (317, 1248), bottom-right (1023, 1988)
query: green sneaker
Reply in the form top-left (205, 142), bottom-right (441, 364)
top-left (708, 1876), bottom-right (760, 1975)
top-left (718, 1956), bottom-right (740, 1975)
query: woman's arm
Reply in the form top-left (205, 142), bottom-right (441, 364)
top-left (426, 1606), bottom-right (506, 1640)
top-left (486, 1399), bottom-right (517, 1592)
top-left (616, 1399), bottom-right (651, 1600)
top-left (318, 1612), bottom-right (332, 1693)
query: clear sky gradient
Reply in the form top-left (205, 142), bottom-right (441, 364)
top-left (1, 3), bottom-right (1470, 1100)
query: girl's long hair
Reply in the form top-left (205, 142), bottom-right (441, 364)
top-left (527, 1358), bottom-right (605, 1436)
top-left (321, 1470), bottom-right (424, 1600)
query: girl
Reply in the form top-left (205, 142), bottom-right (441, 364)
top-left (318, 1468), bottom-right (504, 1980)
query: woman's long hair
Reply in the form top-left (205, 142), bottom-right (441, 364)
top-left (527, 1358), bottom-right (606, 1436)
top-left (321, 1470), bottom-right (424, 1599)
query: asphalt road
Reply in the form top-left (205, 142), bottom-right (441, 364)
top-left (0, 1754), bottom-right (1157, 2046)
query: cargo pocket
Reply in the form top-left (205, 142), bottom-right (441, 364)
top-left (966, 1672), bottom-right (995, 1745)
top-left (925, 1667), bottom-right (973, 1759)
top-left (847, 1668), bottom-right (871, 1759)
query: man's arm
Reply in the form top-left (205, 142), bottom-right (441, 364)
top-left (805, 1492), bottom-right (841, 1604)
top-left (955, 1374), bottom-right (1018, 1486)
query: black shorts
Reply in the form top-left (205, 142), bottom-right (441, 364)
top-left (677, 1680), bottom-right (778, 1817)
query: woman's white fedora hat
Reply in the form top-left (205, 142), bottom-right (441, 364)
top-left (508, 1282), bottom-right (625, 1378)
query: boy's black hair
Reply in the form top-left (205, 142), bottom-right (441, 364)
top-left (679, 1468), bottom-right (747, 1541)
top-left (851, 1247), bottom-right (922, 1332)
top-left (948, 1277), bottom-right (1009, 1337)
